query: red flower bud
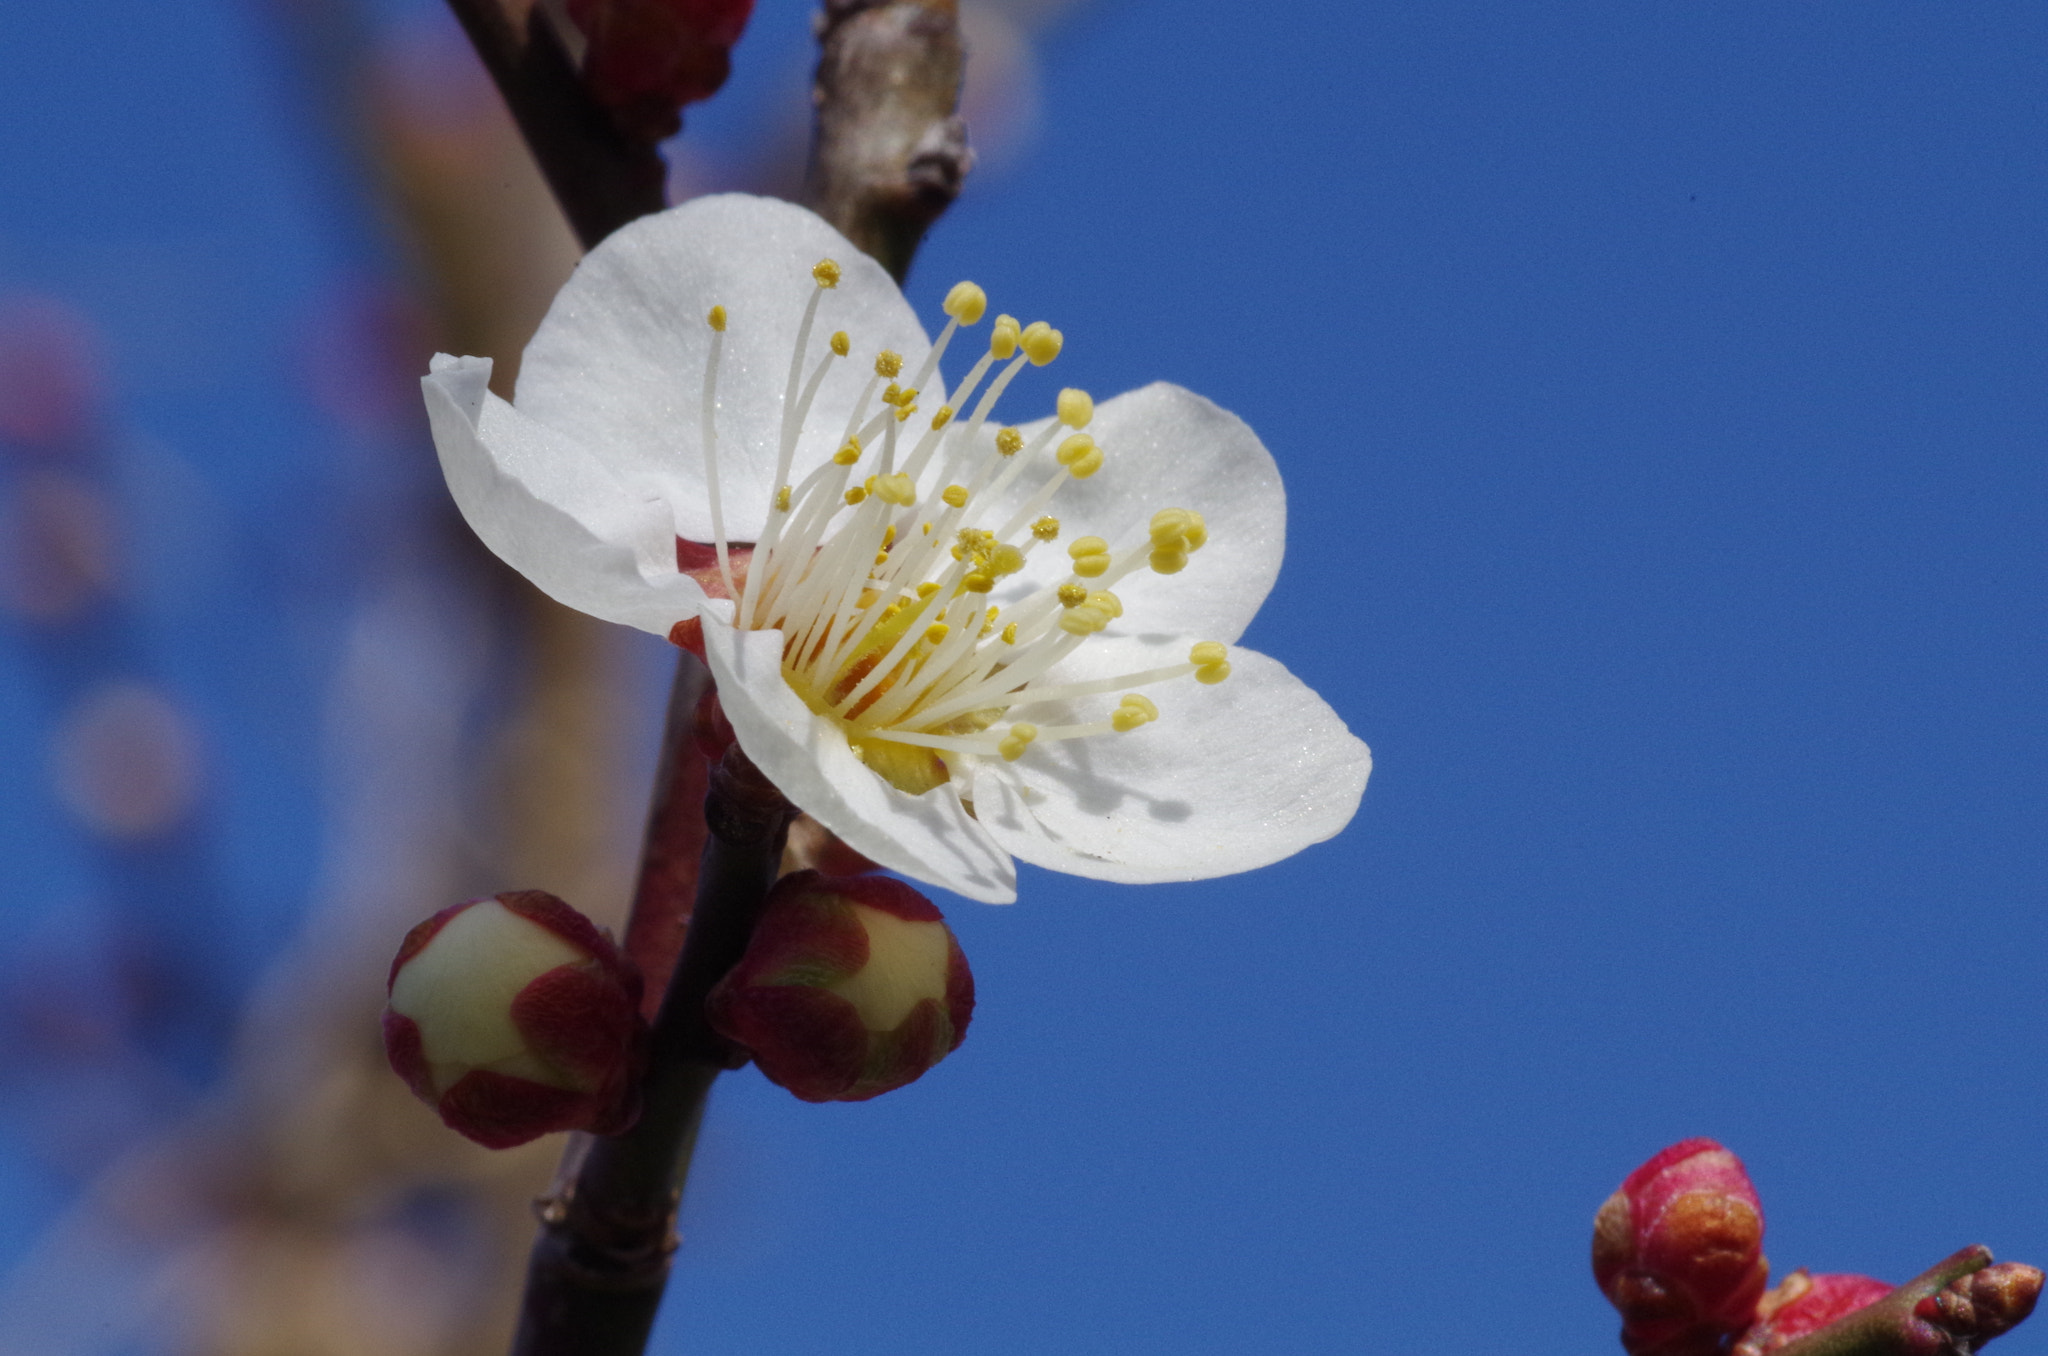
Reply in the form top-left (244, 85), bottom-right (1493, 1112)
top-left (707, 870), bottom-right (973, 1102)
top-left (1594, 1138), bottom-right (1771, 1356)
top-left (383, 891), bottom-right (647, 1148)
top-left (566, 0), bottom-right (757, 142)
top-left (1909, 1264), bottom-right (2043, 1354)
top-left (1732, 1271), bottom-right (1894, 1356)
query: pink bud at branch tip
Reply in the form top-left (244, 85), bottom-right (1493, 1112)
top-left (707, 870), bottom-right (974, 1103)
top-left (565, 0), bottom-right (758, 142)
top-left (1594, 1138), bottom-right (1770, 1356)
top-left (383, 890), bottom-right (648, 1149)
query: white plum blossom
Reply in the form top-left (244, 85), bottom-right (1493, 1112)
top-left (423, 194), bottom-right (1368, 903)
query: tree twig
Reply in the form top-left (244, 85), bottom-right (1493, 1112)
top-left (510, 743), bottom-right (793, 1356)
top-left (443, 0), bottom-right (667, 250)
top-left (804, 0), bottom-right (974, 281)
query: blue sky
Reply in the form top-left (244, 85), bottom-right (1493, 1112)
top-left (2, 1), bottom-right (2044, 1352)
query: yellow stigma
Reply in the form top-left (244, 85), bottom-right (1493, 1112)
top-left (774, 485), bottom-right (792, 511)
top-left (1111, 693), bottom-right (1159, 732)
top-left (1056, 388), bottom-right (1094, 427)
top-left (844, 486), bottom-right (867, 505)
top-left (997, 722), bottom-right (1037, 761)
top-left (707, 305), bottom-right (728, 332)
top-left (830, 330), bottom-right (850, 357)
top-left (813, 259), bottom-right (842, 288)
top-left (1031, 516), bottom-right (1060, 541)
top-left (990, 314), bottom-right (1021, 359)
top-left (876, 350), bottom-right (903, 379)
top-left (1057, 583), bottom-right (1089, 607)
top-left (1056, 434), bottom-right (1104, 479)
top-left (995, 427), bottom-right (1024, 456)
top-left (989, 543), bottom-right (1025, 575)
top-left (931, 405), bottom-right (954, 430)
top-left (944, 281), bottom-right (988, 325)
top-left (1020, 321), bottom-right (1063, 366)
top-left (833, 439), bottom-right (862, 466)
top-left (1068, 536), bottom-right (1112, 578)
top-left (941, 484), bottom-right (970, 509)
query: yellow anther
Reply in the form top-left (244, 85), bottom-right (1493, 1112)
top-left (813, 259), bottom-right (841, 288)
top-left (1056, 434), bottom-right (1095, 468)
top-left (707, 305), bottom-right (728, 332)
top-left (1059, 605), bottom-right (1111, 636)
top-left (997, 722), bottom-right (1037, 761)
top-left (990, 314), bottom-right (1021, 359)
top-left (963, 573), bottom-right (994, 593)
top-left (1057, 583), bottom-right (1089, 608)
top-left (895, 403), bottom-right (917, 422)
top-left (1020, 321), bottom-right (1063, 366)
top-left (986, 605), bottom-right (1000, 624)
top-left (995, 427), bottom-right (1024, 456)
top-left (873, 472), bottom-right (916, 505)
top-left (1057, 388), bottom-right (1094, 427)
top-left (882, 383), bottom-right (904, 406)
top-left (990, 543), bottom-right (1025, 575)
top-left (1190, 642), bottom-right (1228, 666)
top-left (1183, 510), bottom-right (1208, 550)
top-left (941, 484), bottom-right (970, 509)
top-left (923, 621), bottom-right (950, 646)
top-left (1069, 446), bottom-right (1104, 478)
top-left (875, 550), bottom-right (890, 566)
top-left (920, 521), bottom-right (932, 535)
top-left (931, 405), bottom-right (954, 430)
top-left (1032, 516), bottom-right (1060, 541)
top-left (917, 582), bottom-right (942, 599)
top-left (1087, 590), bottom-right (1124, 619)
top-left (774, 485), bottom-right (792, 512)
top-left (1149, 547), bottom-right (1189, 575)
top-left (1111, 693), bottom-right (1159, 732)
top-left (1000, 623), bottom-right (1018, 644)
top-left (830, 330), bottom-right (850, 357)
top-left (844, 486), bottom-right (867, 505)
top-left (944, 281), bottom-right (988, 325)
top-left (875, 350), bottom-right (903, 379)
top-left (833, 440), bottom-right (862, 466)
top-left (1150, 508), bottom-right (1193, 546)
top-left (1195, 660), bottom-right (1231, 685)
top-left (881, 525), bottom-right (897, 549)
top-left (1068, 536), bottom-right (1112, 578)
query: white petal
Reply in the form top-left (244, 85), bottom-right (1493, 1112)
top-left (700, 617), bottom-right (1018, 904)
top-left (973, 637), bottom-right (1368, 883)
top-left (966, 383), bottom-right (1286, 644)
top-left (424, 355), bottom-right (706, 635)
top-left (513, 195), bottom-right (937, 544)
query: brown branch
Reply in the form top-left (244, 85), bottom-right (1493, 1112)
top-left (510, 743), bottom-right (793, 1356)
top-left (804, 0), bottom-right (974, 281)
top-left (443, 0), bottom-right (667, 250)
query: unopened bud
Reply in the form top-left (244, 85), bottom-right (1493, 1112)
top-left (383, 891), bottom-right (646, 1148)
top-left (565, 0), bottom-right (758, 142)
top-left (1910, 1264), bottom-right (2043, 1353)
top-left (707, 870), bottom-right (973, 1102)
top-left (1594, 1138), bottom-right (1770, 1356)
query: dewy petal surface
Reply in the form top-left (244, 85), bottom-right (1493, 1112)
top-left (974, 382), bottom-right (1285, 644)
top-left (700, 615), bottom-right (1018, 904)
top-left (972, 638), bottom-right (1370, 883)
top-left (515, 195), bottom-right (937, 543)
top-left (424, 356), bottom-right (707, 635)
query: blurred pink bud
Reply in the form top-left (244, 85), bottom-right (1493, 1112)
top-left (1732, 1271), bottom-right (1893, 1356)
top-left (707, 870), bottom-right (972, 1102)
top-left (565, 0), bottom-right (757, 142)
top-left (383, 891), bottom-right (646, 1148)
top-left (1594, 1138), bottom-right (1771, 1356)
top-left (0, 297), bottom-right (101, 452)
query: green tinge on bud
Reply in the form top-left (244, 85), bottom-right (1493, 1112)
top-left (707, 870), bottom-right (974, 1103)
top-left (383, 891), bottom-right (647, 1149)
top-left (1594, 1138), bottom-right (1770, 1356)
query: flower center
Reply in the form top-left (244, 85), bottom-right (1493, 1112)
top-left (692, 263), bottom-right (1233, 796)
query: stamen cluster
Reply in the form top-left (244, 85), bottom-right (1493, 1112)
top-left (696, 265), bottom-right (1232, 796)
